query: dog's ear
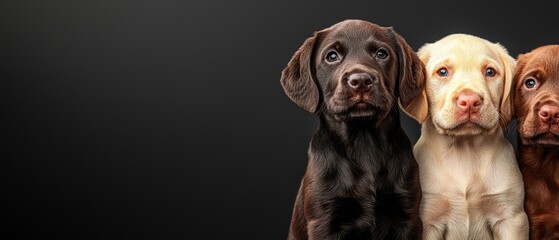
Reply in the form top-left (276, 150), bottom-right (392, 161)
top-left (280, 31), bottom-right (323, 113)
top-left (391, 28), bottom-right (428, 123)
top-left (509, 52), bottom-right (530, 120)
top-left (493, 43), bottom-right (516, 128)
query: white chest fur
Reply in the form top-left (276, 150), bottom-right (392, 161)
top-left (414, 121), bottom-right (527, 240)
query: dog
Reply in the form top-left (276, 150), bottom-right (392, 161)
top-left (403, 33), bottom-right (529, 239)
top-left (512, 45), bottom-right (559, 240)
top-left (280, 19), bottom-right (424, 239)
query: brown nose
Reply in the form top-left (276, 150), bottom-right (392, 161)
top-left (539, 105), bottom-right (559, 124)
top-left (347, 73), bottom-right (373, 93)
top-left (457, 93), bottom-right (482, 114)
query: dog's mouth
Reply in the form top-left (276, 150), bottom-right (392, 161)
top-left (521, 132), bottom-right (559, 147)
top-left (327, 92), bottom-right (392, 122)
top-left (355, 102), bottom-right (369, 109)
top-left (339, 102), bottom-right (377, 121)
top-left (519, 117), bottom-right (559, 146)
top-left (329, 101), bottom-right (385, 122)
top-left (433, 119), bottom-right (493, 136)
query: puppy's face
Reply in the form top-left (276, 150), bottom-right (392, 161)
top-left (281, 20), bottom-right (425, 123)
top-left (415, 34), bottom-right (515, 136)
top-left (514, 45), bottom-right (559, 146)
top-left (314, 21), bottom-right (398, 121)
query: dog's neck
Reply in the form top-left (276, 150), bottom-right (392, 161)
top-left (518, 144), bottom-right (559, 174)
top-left (316, 109), bottom-right (406, 151)
top-left (420, 116), bottom-right (507, 151)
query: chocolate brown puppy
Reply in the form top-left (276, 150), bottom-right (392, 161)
top-left (513, 45), bottom-right (559, 240)
top-left (281, 19), bottom-right (424, 240)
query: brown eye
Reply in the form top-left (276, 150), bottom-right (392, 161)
top-left (325, 51), bottom-right (340, 63)
top-left (376, 49), bottom-right (388, 59)
top-left (437, 68), bottom-right (448, 77)
top-left (524, 78), bottom-right (537, 89)
top-left (485, 68), bottom-right (496, 77)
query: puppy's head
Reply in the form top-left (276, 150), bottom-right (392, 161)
top-left (280, 19), bottom-right (425, 123)
top-left (513, 45), bottom-right (559, 147)
top-left (406, 34), bottom-right (515, 136)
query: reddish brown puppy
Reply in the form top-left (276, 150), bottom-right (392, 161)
top-left (513, 45), bottom-right (559, 240)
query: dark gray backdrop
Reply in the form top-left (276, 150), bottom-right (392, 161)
top-left (3, 0), bottom-right (557, 239)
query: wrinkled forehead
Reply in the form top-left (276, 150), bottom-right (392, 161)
top-left (427, 38), bottom-right (500, 69)
top-left (319, 21), bottom-right (392, 50)
top-left (523, 48), bottom-right (559, 78)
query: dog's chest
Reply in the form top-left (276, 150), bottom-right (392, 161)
top-left (324, 151), bottom-right (380, 195)
top-left (420, 146), bottom-right (492, 190)
top-left (315, 133), bottom-right (389, 193)
top-left (418, 142), bottom-right (519, 238)
top-left (305, 148), bottom-right (387, 236)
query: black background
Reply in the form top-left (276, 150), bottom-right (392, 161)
top-left (3, 0), bottom-right (557, 239)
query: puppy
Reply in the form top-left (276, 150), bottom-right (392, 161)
top-left (513, 45), bottom-right (559, 240)
top-left (404, 33), bottom-right (529, 239)
top-left (281, 19), bottom-right (424, 240)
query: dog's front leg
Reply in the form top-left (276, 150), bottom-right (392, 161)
top-left (420, 195), bottom-right (451, 240)
top-left (491, 210), bottom-right (528, 240)
top-left (423, 224), bottom-right (445, 240)
top-left (306, 219), bottom-right (346, 240)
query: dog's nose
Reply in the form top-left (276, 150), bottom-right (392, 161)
top-left (457, 93), bottom-right (482, 114)
top-left (539, 105), bottom-right (559, 124)
top-left (347, 73), bottom-right (373, 93)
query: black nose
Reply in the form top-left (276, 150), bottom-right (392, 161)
top-left (347, 73), bottom-right (373, 92)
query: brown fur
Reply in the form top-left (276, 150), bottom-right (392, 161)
top-left (513, 45), bottom-right (559, 240)
top-left (281, 19), bottom-right (424, 240)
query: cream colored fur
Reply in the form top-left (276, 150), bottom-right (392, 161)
top-left (407, 34), bottom-right (528, 240)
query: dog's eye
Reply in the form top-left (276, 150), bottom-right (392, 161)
top-left (485, 68), bottom-right (496, 77)
top-left (376, 49), bottom-right (388, 59)
top-left (325, 51), bottom-right (340, 63)
top-left (437, 68), bottom-right (449, 77)
top-left (524, 78), bottom-right (537, 89)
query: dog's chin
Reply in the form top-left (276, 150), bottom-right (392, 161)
top-left (332, 103), bottom-right (381, 122)
top-left (433, 120), bottom-right (495, 137)
top-left (521, 132), bottom-right (559, 147)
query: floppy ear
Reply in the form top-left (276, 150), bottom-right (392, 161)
top-left (280, 32), bottom-right (321, 113)
top-left (390, 29), bottom-right (428, 123)
top-left (493, 43), bottom-right (516, 128)
top-left (509, 52), bottom-right (530, 121)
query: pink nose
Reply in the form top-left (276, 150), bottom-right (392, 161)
top-left (457, 93), bottom-right (482, 114)
top-left (539, 105), bottom-right (559, 124)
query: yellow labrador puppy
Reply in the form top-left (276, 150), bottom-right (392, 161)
top-left (404, 34), bottom-right (528, 240)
